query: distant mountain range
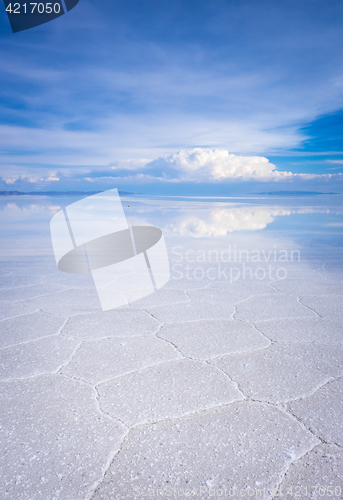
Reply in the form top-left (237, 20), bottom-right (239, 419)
top-left (0, 190), bottom-right (135, 196)
top-left (254, 191), bottom-right (339, 196)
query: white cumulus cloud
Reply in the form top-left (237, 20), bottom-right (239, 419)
top-left (149, 149), bottom-right (280, 181)
top-left (137, 148), bottom-right (334, 183)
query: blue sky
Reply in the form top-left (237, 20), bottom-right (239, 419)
top-left (0, 0), bottom-right (343, 194)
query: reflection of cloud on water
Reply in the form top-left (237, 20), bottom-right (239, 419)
top-left (162, 206), bottom-right (339, 237)
top-left (125, 202), bottom-right (343, 238)
top-left (2, 203), bottom-right (60, 213)
top-left (1, 196), bottom-right (342, 240)
top-left (163, 208), bottom-right (293, 237)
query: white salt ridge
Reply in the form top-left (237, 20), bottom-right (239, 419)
top-left (129, 288), bottom-right (190, 308)
top-left (98, 359), bottom-right (244, 426)
top-left (145, 301), bottom-right (235, 322)
top-left (317, 268), bottom-right (343, 282)
top-left (279, 444), bottom-right (343, 498)
top-left (163, 278), bottom-right (212, 290)
top-left (235, 294), bottom-right (316, 322)
top-left (0, 302), bottom-right (37, 321)
top-left (41, 271), bottom-right (96, 288)
top-left (0, 260), bottom-right (58, 276)
top-left (159, 319), bottom-right (270, 359)
top-left (211, 349), bottom-right (331, 403)
top-left (186, 287), bottom-right (248, 305)
top-left (92, 402), bottom-right (318, 500)
top-left (61, 336), bottom-right (182, 384)
top-left (273, 278), bottom-right (343, 295)
top-left (61, 309), bottom-right (160, 340)
top-left (300, 295), bottom-right (343, 318)
top-left (269, 342), bottom-right (343, 377)
top-left (288, 379), bottom-right (343, 446)
top-left (272, 268), bottom-right (327, 280)
top-left (20, 288), bottom-right (102, 316)
top-left (209, 279), bottom-right (279, 295)
top-left (0, 282), bottom-right (68, 302)
top-left (0, 311), bottom-right (67, 349)
top-left (0, 336), bottom-right (79, 380)
top-left (0, 375), bottom-right (126, 500)
top-left (254, 317), bottom-right (343, 345)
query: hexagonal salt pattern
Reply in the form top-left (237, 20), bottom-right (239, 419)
top-left (145, 301), bottom-right (235, 322)
top-left (288, 379), bottom-right (343, 446)
top-left (163, 278), bottom-right (211, 290)
top-left (61, 309), bottom-right (160, 340)
top-left (211, 349), bottom-right (331, 403)
top-left (253, 317), bottom-right (343, 345)
top-left (0, 260), bottom-right (57, 277)
top-left (269, 342), bottom-right (343, 377)
top-left (98, 359), bottom-right (244, 426)
top-left (273, 278), bottom-right (343, 296)
top-left (61, 336), bottom-right (182, 384)
top-left (0, 336), bottom-right (80, 380)
top-left (92, 402), bottom-right (319, 500)
top-left (299, 295), bottom-right (343, 318)
top-left (235, 295), bottom-right (317, 322)
top-left (0, 311), bottom-right (67, 348)
top-left (279, 444), bottom-right (343, 499)
top-left (159, 320), bottom-right (270, 359)
top-left (209, 279), bottom-right (279, 297)
top-left (20, 288), bottom-right (102, 316)
top-left (0, 283), bottom-right (68, 302)
top-left (186, 288), bottom-right (248, 305)
top-left (129, 288), bottom-right (190, 308)
top-left (0, 375), bottom-right (127, 500)
top-left (41, 271), bottom-right (96, 289)
top-left (0, 302), bottom-right (37, 321)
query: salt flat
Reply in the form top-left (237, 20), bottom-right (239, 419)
top-left (0, 195), bottom-right (342, 500)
